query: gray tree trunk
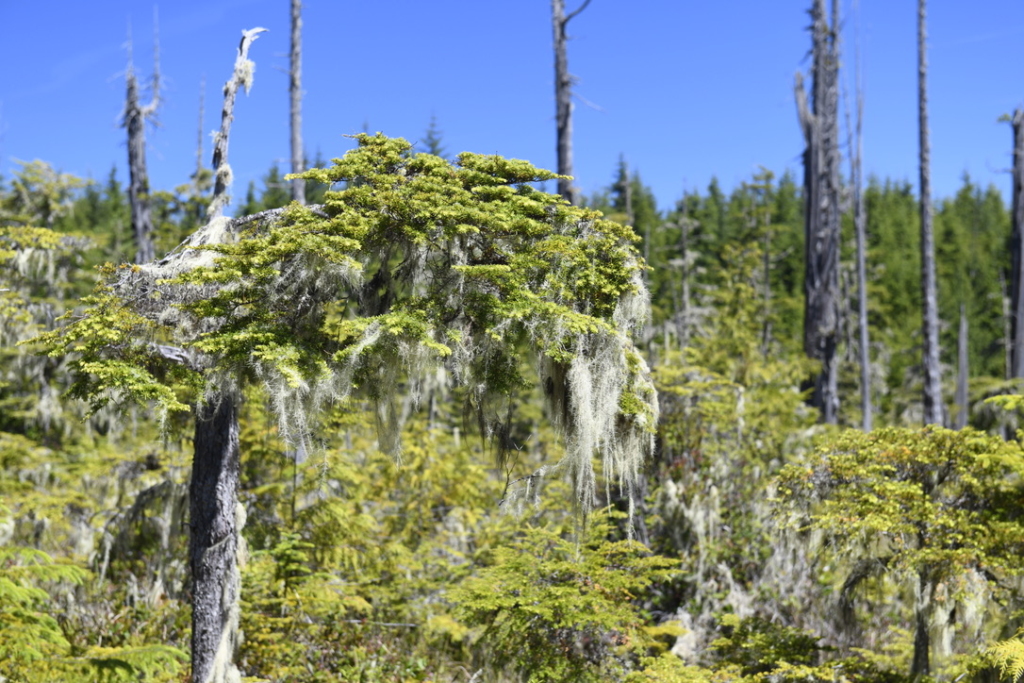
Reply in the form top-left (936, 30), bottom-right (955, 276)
top-left (849, 36), bottom-right (872, 431)
top-left (290, 0), bottom-right (306, 205)
top-left (189, 395), bottom-right (243, 683)
top-left (210, 27), bottom-right (267, 219)
top-left (195, 77), bottom-right (206, 184)
top-left (955, 303), bottom-right (969, 429)
top-left (1009, 109), bottom-right (1024, 377)
top-left (124, 20), bottom-right (161, 264)
top-left (551, 0), bottom-right (590, 206)
top-left (795, 0), bottom-right (841, 424)
top-left (918, 0), bottom-right (943, 425)
top-left (911, 568), bottom-right (932, 679)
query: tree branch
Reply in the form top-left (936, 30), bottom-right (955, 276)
top-left (564, 0), bottom-right (592, 25)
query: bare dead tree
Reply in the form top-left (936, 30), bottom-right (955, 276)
top-left (289, 0), bottom-right (306, 204)
top-left (918, 0), bottom-right (943, 428)
top-left (209, 27), bottom-right (267, 220)
top-left (1009, 109), bottom-right (1024, 377)
top-left (795, 0), bottom-right (841, 424)
top-left (191, 27), bottom-right (265, 683)
top-left (123, 14), bottom-right (161, 264)
top-left (845, 1), bottom-right (872, 431)
top-left (195, 76), bottom-right (206, 183)
top-left (552, 0), bottom-right (590, 206)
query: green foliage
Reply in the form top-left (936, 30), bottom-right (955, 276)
top-left (452, 513), bottom-right (678, 682)
top-left (708, 614), bottom-right (831, 678)
top-left (775, 427), bottom-right (1024, 676)
top-left (992, 632), bottom-right (1024, 683)
top-left (776, 427), bottom-right (1024, 580)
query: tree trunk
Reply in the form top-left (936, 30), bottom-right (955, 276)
top-left (289, 0), bottom-right (306, 205)
top-left (956, 303), bottom-right (969, 428)
top-left (124, 19), bottom-right (160, 264)
top-left (1009, 109), bottom-right (1024, 377)
top-left (911, 569), bottom-right (932, 679)
top-left (795, 0), bottom-right (841, 424)
top-left (849, 31), bottom-right (872, 431)
top-left (918, 0), bottom-right (943, 425)
top-left (210, 27), bottom-right (267, 220)
top-left (189, 394), bottom-right (243, 683)
top-left (552, 0), bottom-right (590, 206)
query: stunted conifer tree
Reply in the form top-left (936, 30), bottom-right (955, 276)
top-left (918, 0), bottom-right (943, 427)
top-left (552, 0), bottom-right (590, 206)
top-left (795, 0), bottom-right (841, 424)
top-left (42, 143), bottom-right (656, 683)
top-left (123, 16), bottom-right (161, 265)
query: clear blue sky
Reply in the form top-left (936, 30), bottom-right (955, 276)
top-left (1, 1), bottom-right (1022, 214)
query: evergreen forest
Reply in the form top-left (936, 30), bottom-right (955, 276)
top-left (3, 2), bottom-right (1024, 682)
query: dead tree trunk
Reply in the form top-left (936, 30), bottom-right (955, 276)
top-left (189, 395), bottom-right (242, 683)
top-left (955, 303), bottom-right (969, 428)
top-left (289, 0), bottom-right (306, 205)
top-left (189, 28), bottom-right (264, 683)
top-left (551, 0), bottom-right (590, 206)
top-left (124, 18), bottom-right (161, 264)
top-left (918, 0), bottom-right (943, 426)
top-left (848, 25), bottom-right (872, 431)
top-left (795, 0), bottom-right (841, 424)
top-left (1009, 109), bottom-right (1024, 377)
top-left (210, 27), bottom-right (267, 220)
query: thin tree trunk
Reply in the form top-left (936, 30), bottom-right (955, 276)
top-left (195, 76), bottom-right (206, 185)
top-left (795, 0), bottom-right (841, 424)
top-left (189, 394), bottom-right (243, 683)
top-left (918, 0), bottom-right (943, 425)
top-left (955, 303), bottom-right (969, 428)
top-left (124, 16), bottom-right (161, 264)
top-left (677, 214), bottom-right (693, 350)
top-left (912, 569), bottom-right (932, 679)
top-left (210, 27), bottom-right (267, 219)
top-left (289, 0), bottom-right (306, 205)
top-left (849, 14), bottom-right (872, 431)
top-left (552, 0), bottom-right (590, 206)
top-left (1009, 109), bottom-right (1024, 377)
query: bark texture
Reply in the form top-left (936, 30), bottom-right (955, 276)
top-left (189, 394), bottom-right (242, 683)
top-left (1009, 109), bottom-right (1024, 377)
top-left (918, 0), bottom-right (943, 425)
top-left (289, 0), bottom-right (306, 205)
top-left (124, 23), bottom-right (160, 265)
top-left (911, 569), bottom-right (932, 679)
top-left (795, 0), bottom-right (841, 424)
top-left (210, 27), bottom-right (267, 219)
top-left (551, 0), bottom-right (590, 206)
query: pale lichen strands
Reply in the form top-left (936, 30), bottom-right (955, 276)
top-left (187, 135), bottom-right (654, 520)
top-left (209, 27), bottom-right (267, 220)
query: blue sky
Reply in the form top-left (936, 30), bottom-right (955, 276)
top-left (1, 1), bottom-right (1022, 214)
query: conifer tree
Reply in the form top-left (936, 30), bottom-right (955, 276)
top-left (41, 133), bottom-right (657, 680)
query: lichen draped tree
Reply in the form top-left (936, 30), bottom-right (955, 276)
top-left (41, 133), bottom-right (657, 681)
